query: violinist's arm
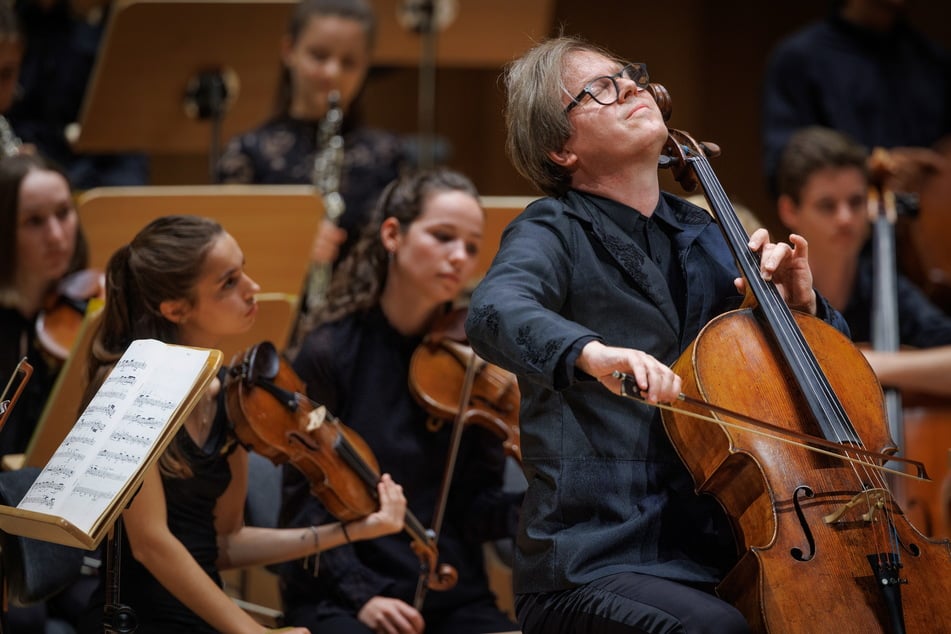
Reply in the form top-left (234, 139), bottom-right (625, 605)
top-left (862, 346), bottom-right (951, 398)
top-left (280, 466), bottom-right (394, 612)
top-left (215, 448), bottom-right (406, 569)
top-left (122, 464), bottom-right (271, 634)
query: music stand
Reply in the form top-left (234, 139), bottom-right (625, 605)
top-left (73, 0), bottom-right (297, 179)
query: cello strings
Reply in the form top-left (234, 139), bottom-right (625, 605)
top-left (692, 151), bottom-right (898, 555)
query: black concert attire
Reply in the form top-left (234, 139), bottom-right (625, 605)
top-left (78, 378), bottom-right (238, 634)
top-left (761, 13), bottom-right (951, 193)
top-left (280, 306), bottom-right (520, 634)
top-left (844, 247), bottom-right (951, 348)
top-left (216, 116), bottom-right (407, 267)
top-left (0, 306), bottom-right (59, 456)
top-left (465, 191), bottom-right (849, 634)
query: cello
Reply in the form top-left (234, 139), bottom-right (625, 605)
top-left (866, 150), bottom-right (951, 540)
top-left (634, 84), bottom-right (951, 634)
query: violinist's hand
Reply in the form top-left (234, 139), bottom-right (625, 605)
top-left (311, 219), bottom-right (347, 265)
top-left (738, 229), bottom-right (817, 315)
top-left (266, 627), bottom-right (310, 633)
top-left (357, 596), bottom-right (424, 634)
top-left (352, 474), bottom-right (406, 540)
top-left (577, 340), bottom-right (681, 404)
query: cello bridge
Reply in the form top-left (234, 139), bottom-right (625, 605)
top-left (823, 488), bottom-right (888, 524)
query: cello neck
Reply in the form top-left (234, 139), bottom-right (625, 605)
top-left (681, 140), bottom-right (860, 445)
top-left (868, 184), bottom-right (904, 445)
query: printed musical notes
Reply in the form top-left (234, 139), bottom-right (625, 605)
top-left (11, 339), bottom-right (221, 545)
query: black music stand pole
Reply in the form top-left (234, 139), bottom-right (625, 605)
top-left (102, 519), bottom-right (137, 633)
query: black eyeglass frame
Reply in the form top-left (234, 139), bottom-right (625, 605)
top-left (563, 63), bottom-right (650, 114)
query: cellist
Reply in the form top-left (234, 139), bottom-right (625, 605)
top-left (775, 126), bottom-right (951, 398)
top-left (465, 36), bottom-right (849, 634)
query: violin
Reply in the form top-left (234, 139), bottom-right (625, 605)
top-left (408, 307), bottom-right (521, 463)
top-left (223, 341), bottom-right (458, 594)
top-left (35, 269), bottom-right (105, 362)
top-left (637, 83), bottom-right (951, 633)
top-left (404, 307), bottom-right (520, 610)
top-left (887, 142), bottom-right (951, 314)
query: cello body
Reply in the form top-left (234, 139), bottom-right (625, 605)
top-left (900, 396), bottom-right (951, 539)
top-left (644, 105), bottom-right (951, 632)
top-left (664, 309), bottom-right (951, 633)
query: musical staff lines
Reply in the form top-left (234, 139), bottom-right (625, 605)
top-left (14, 339), bottom-right (216, 537)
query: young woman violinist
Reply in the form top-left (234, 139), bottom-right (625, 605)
top-left (0, 153), bottom-right (88, 457)
top-left (76, 215), bottom-right (408, 634)
top-left (281, 168), bottom-right (521, 634)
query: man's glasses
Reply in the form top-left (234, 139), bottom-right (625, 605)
top-left (564, 63), bottom-right (650, 114)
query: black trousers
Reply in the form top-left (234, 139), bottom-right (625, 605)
top-left (288, 596), bottom-right (518, 634)
top-left (515, 572), bottom-right (750, 634)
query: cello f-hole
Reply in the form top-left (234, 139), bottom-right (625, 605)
top-left (790, 486), bottom-right (817, 562)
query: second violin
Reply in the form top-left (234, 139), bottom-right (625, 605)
top-left (409, 307), bottom-right (522, 463)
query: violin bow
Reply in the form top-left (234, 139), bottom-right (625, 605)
top-left (0, 358), bottom-right (33, 432)
top-left (413, 350), bottom-right (481, 611)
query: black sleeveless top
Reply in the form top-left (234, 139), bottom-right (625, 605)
top-left (79, 377), bottom-right (238, 634)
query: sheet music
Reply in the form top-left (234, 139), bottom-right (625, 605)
top-left (17, 339), bottom-right (211, 535)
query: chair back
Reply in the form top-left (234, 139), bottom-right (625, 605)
top-left (77, 185), bottom-right (321, 296)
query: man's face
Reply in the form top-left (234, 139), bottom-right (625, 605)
top-left (780, 165), bottom-right (870, 268)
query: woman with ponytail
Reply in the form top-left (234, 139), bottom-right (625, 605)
top-left (78, 215), bottom-right (408, 634)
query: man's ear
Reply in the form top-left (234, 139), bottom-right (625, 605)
top-left (776, 194), bottom-right (799, 231)
top-left (548, 146), bottom-right (577, 169)
top-left (159, 298), bottom-right (191, 325)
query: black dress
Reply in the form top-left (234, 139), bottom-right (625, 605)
top-left (78, 383), bottom-right (237, 634)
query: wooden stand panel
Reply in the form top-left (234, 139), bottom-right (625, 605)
top-left (75, 0), bottom-right (296, 154)
top-left (77, 185), bottom-right (321, 297)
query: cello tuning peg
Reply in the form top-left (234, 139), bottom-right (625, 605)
top-left (699, 142), bottom-right (721, 158)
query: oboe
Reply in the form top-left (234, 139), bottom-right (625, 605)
top-left (305, 90), bottom-right (345, 313)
